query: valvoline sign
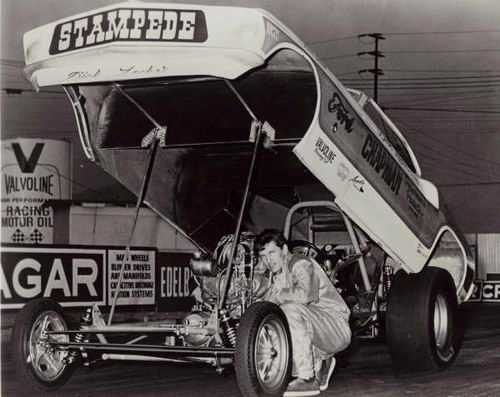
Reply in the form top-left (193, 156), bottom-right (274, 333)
top-left (1, 139), bottom-right (71, 244)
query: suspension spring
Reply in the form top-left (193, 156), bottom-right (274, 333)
top-left (220, 311), bottom-right (237, 347)
top-left (69, 307), bottom-right (92, 361)
top-left (383, 265), bottom-right (393, 297)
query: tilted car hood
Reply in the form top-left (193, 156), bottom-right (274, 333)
top-left (23, 1), bottom-right (474, 300)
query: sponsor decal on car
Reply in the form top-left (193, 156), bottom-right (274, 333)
top-left (328, 92), bottom-right (355, 133)
top-left (405, 180), bottom-right (426, 219)
top-left (314, 137), bottom-right (336, 164)
top-left (337, 162), bottom-right (350, 181)
top-left (361, 134), bottom-right (403, 195)
top-left (349, 175), bottom-right (365, 193)
top-left (49, 8), bottom-right (208, 54)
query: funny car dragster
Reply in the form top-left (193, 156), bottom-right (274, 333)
top-left (16, 2), bottom-right (475, 396)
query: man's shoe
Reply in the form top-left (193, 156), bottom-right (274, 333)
top-left (283, 378), bottom-right (320, 397)
top-left (317, 357), bottom-right (336, 391)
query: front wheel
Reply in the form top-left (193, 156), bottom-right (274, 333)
top-left (12, 298), bottom-right (75, 392)
top-left (385, 267), bottom-right (463, 374)
top-left (235, 302), bottom-right (292, 397)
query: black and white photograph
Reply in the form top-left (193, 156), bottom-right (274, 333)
top-left (1, 1), bottom-right (500, 396)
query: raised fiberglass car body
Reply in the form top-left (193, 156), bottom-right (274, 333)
top-left (16, 2), bottom-right (475, 396)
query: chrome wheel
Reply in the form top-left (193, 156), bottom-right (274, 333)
top-left (433, 293), bottom-right (453, 361)
top-left (28, 311), bottom-right (69, 382)
top-left (254, 314), bottom-right (290, 393)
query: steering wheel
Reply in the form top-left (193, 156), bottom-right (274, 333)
top-left (287, 240), bottom-right (321, 258)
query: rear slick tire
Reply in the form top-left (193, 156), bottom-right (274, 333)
top-left (12, 298), bottom-right (75, 393)
top-left (386, 267), bottom-right (462, 375)
top-left (235, 302), bottom-right (292, 397)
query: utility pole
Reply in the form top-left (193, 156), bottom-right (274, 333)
top-left (358, 33), bottom-right (385, 103)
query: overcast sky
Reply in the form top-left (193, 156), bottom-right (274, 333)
top-left (2, 0), bottom-right (500, 231)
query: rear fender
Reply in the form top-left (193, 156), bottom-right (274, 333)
top-left (426, 226), bottom-right (475, 303)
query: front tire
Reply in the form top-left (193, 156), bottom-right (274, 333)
top-left (386, 267), bottom-right (462, 374)
top-left (235, 302), bottom-right (292, 397)
top-left (12, 298), bottom-right (75, 392)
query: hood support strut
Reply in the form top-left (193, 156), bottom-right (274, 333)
top-left (218, 80), bottom-right (265, 311)
top-left (107, 83), bottom-right (166, 326)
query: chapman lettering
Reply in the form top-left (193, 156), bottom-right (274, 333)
top-left (361, 134), bottom-right (403, 195)
top-left (50, 8), bottom-right (207, 54)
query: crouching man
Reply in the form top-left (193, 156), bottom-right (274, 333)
top-left (255, 229), bottom-right (351, 397)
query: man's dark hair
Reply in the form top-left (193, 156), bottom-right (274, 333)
top-left (255, 229), bottom-right (287, 253)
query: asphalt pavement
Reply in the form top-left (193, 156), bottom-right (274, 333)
top-left (1, 303), bottom-right (499, 397)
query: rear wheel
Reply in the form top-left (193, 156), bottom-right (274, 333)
top-left (235, 302), bottom-right (292, 397)
top-left (386, 267), bottom-right (462, 374)
top-left (12, 298), bottom-right (75, 392)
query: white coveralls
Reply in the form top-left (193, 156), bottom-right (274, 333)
top-left (263, 254), bottom-right (351, 380)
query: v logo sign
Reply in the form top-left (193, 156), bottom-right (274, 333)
top-left (12, 143), bottom-right (44, 173)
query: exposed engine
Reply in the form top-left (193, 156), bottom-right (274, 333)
top-left (180, 232), bottom-right (390, 346)
top-left (196, 232), bottom-right (256, 315)
top-left (181, 233), bottom-right (269, 347)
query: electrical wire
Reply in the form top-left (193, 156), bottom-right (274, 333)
top-left (438, 181), bottom-right (500, 187)
top-left (397, 119), bottom-right (500, 170)
top-left (384, 49), bottom-right (500, 55)
top-left (396, 119), bottom-right (500, 169)
top-left (343, 75), bottom-right (500, 81)
top-left (385, 107), bottom-right (500, 114)
top-left (307, 34), bottom-right (360, 45)
top-left (382, 68), bottom-right (500, 74)
top-left (384, 30), bottom-right (500, 36)
top-left (307, 29), bottom-right (500, 46)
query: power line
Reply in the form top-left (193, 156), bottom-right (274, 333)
top-left (438, 181), bottom-right (500, 187)
top-left (383, 68), bottom-right (500, 74)
top-left (307, 35), bottom-right (360, 45)
top-left (384, 49), bottom-right (500, 55)
top-left (347, 83), bottom-right (500, 90)
top-left (382, 89), bottom-right (500, 106)
top-left (373, 88), bottom-right (499, 98)
top-left (417, 152), bottom-right (493, 180)
top-left (346, 79), bottom-right (500, 87)
top-left (396, 119), bottom-right (500, 172)
top-left (407, 137), bottom-right (500, 179)
top-left (385, 106), bottom-right (500, 114)
top-left (343, 75), bottom-right (500, 81)
top-left (321, 53), bottom-right (359, 61)
top-left (357, 33), bottom-right (385, 102)
top-left (336, 71), bottom-right (363, 76)
top-left (307, 29), bottom-right (500, 46)
top-left (417, 156), bottom-right (487, 181)
top-left (349, 84), bottom-right (500, 90)
top-left (384, 29), bottom-right (500, 36)
top-left (419, 130), bottom-right (500, 168)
